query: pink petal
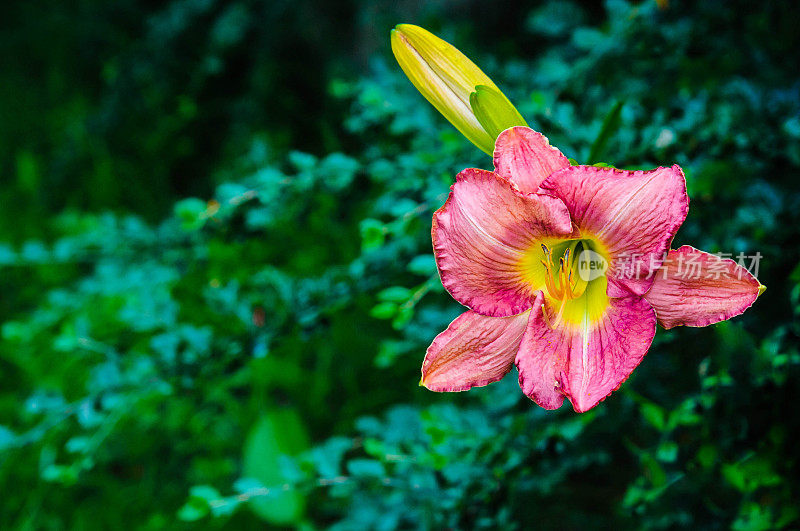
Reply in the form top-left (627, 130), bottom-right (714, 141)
top-left (493, 126), bottom-right (571, 194)
top-left (433, 168), bottom-right (573, 317)
top-left (539, 165), bottom-right (689, 297)
top-left (513, 292), bottom-right (566, 409)
top-left (644, 245), bottom-right (763, 329)
top-left (517, 294), bottom-right (656, 413)
top-left (422, 309), bottom-right (530, 392)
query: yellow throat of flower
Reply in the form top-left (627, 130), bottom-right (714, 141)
top-left (534, 240), bottom-right (610, 329)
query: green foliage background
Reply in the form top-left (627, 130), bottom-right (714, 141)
top-left (1, 0), bottom-right (799, 529)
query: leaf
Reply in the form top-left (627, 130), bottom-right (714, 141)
top-left (407, 255), bottom-right (437, 276)
top-left (174, 198), bottom-right (208, 231)
top-left (391, 305), bottom-right (414, 329)
top-left (722, 457), bottom-right (781, 493)
top-left (640, 402), bottom-right (666, 431)
top-left (65, 436), bottom-right (90, 454)
top-left (189, 485), bottom-right (222, 502)
top-left (655, 441), bottom-right (678, 463)
top-left (41, 464), bottom-right (78, 485)
top-left (346, 458), bottom-right (386, 478)
top-left (288, 151), bottom-right (318, 171)
top-left (308, 437), bottom-right (352, 478)
top-left (0, 243), bottom-right (16, 265)
top-left (233, 477), bottom-right (265, 494)
top-left (360, 218), bottom-right (386, 251)
top-left (243, 410), bottom-right (310, 525)
top-left (375, 340), bottom-right (410, 368)
top-left (370, 302), bottom-right (398, 319)
top-left (376, 286), bottom-right (412, 303)
top-left (0, 426), bottom-right (16, 451)
top-left (588, 100), bottom-right (624, 163)
top-left (177, 499), bottom-right (209, 522)
top-left (722, 463), bottom-right (746, 492)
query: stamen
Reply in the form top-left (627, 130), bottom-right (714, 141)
top-left (559, 257), bottom-right (568, 293)
top-left (540, 298), bottom-right (568, 330)
top-left (540, 304), bottom-right (552, 328)
top-left (540, 259), bottom-right (560, 299)
top-left (570, 279), bottom-right (588, 299)
top-left (540, 244), bottom-right (564, 299)
top-left (536, 240), bottom-right (602, 329)
top-left (539, 243), bottom-right (590, 325)
top-left (551, 298), bottom-right (567, 328)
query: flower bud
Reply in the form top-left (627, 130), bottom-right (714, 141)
top-left (391, 24), bottom-right (526, 154)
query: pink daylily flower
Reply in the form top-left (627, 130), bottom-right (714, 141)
top-left (421, 126), bottom-right (764, 412)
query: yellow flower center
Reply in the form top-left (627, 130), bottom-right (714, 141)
top-left (521, 238), bottom-right (611, 329)
top-left (539, 243), bottom-right (587, 328)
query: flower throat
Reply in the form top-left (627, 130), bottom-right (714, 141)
top-left (540, 242), bottom-right (589, 329)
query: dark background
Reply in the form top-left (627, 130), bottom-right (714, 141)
top-left (1, 0), bottom-right (799, 529)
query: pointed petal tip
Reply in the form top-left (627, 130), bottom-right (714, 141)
top-left (422, 310), bottom-right (529, 392)
top-left (392, 24), bottom-right (419, 38)
top-left (390, 26), bottom-right (406, 45)
top-left (645, 246), bottom-right (762, 328)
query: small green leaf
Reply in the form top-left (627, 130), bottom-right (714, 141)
top-left (0, 426), bottom-right (16, 451)
top-left (370, 302), bottom-right (398, 319)
top-left (288, 151), bottom-right (317, 171)
top-left (177, 499), bottom-right (209, 522)
top-left (640, 402), bottom-right (666, 431)
top-left (41, 464), bottom-right (78, 485)
top-left (360, 218), bottom-right (386, 251)
top-left (179, 485), bottom-right (222, 522)
top-left (174, 198), bottom-right (208, 231)
top-left (65, 436), bottom-right (90, 454)
top-left (243, 410), bottom-right (309, 525)
top-left (392, 305), bottom-right (414, 329)
top-left (189, 485), bottom-right (222, 502)
top-left (374, 340), bottom-right (402, 368)
top-left (469, 85), bottom-right (528, 145)
top-left (376, 286), bottom-right (412, 303)
top-left (656, 441), bottom-right (678, 463)
top-left (641, 454), bottom-right (667, 487)
top-left (407, 255), bottom-right (437, 275)
top-left (722, 463), bottom-right (747, 492)
top-left (346, 458), bottom-right (386, 478)
top-left (363, 437), bottom-right (386, 458)
top-left (233, 477), bottom-right (265, 494)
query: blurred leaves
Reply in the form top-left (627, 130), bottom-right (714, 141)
top-left (1, 0), bottom-right (799, 529)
